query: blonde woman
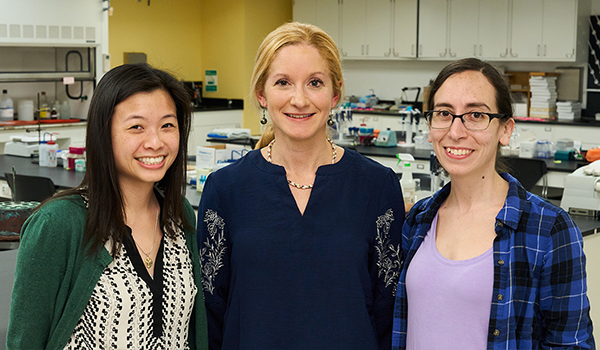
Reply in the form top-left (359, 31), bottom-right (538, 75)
top-left (197, 22), bottom-right (405, 349)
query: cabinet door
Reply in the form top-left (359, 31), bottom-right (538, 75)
top-left (393, 0), bottom-right (418, 58)
top-left (365, 0), bottom-right (393, 58)
top-left (341, 0), bottom-right (367, 58)
top-left (293, 0), bottom-right (317, 23)
top-left (448, 0), bottom-right (479, 58)
top-left (418, 0), bottom-right (449, 58)
top-left (294, 0), bottom-right (341, 46)
top-left (316, 0), bottom-right (341, 46)
top-left (478, 0), bottom-right (510, 59)
top-left (542, 0), bottom-right (577, 59)
top-left (510, 0), bottom-right (544, 59)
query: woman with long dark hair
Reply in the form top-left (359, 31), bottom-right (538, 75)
top-left (392, 58), bottom-right (594, 349)
top-left (8, 63), bottom-right (207, 349)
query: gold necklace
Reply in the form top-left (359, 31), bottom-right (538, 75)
top-left (266, 138), bottom-right (337, 190)
top-left (133, 208), bottom-right (159, 268)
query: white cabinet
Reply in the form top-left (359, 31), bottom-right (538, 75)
top-left (478, 0), bottom-right (510, 59)
top-left (418, 0), bottom-right (482, 59)
top-left (293, 0), bottom-right (341, 46)
top-left (340, 0), bottom-right (392, 59)
top-left (508, 0), bottom-right (586, 60)
top-left (418, 0), bottom-right (588, 61)
top-left (417, 0), bottom-right (449, 58)
top-left (392, 0), bottom-right (419, 58)
top-left (293, 0), bottom-right (418, 60)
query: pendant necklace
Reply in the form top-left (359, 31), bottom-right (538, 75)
top-left (133, 208), bottom-right (159, 268)
top-left (266, 138), bottom-right (337, 190)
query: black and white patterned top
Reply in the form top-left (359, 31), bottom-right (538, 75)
top-left (64, 220), bottom-right (197, 350)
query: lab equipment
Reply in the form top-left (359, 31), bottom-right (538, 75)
top-left (560, 161), bottom-right (600, 217)
top-left (374, 128), bottom-right (397, 147)
top-left (4, 135), bottom-right (42, 157)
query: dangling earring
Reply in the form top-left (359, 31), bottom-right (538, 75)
top-left (260, 108), bottom-right (268, 125)
top-left (327, 111), bottom-right (335, 126)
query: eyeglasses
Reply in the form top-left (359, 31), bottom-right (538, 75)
top-left (424, 110), bottom-right (506, 131)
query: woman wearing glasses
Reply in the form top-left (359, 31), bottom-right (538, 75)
top-left (392, 58), bottom-right (594, 349)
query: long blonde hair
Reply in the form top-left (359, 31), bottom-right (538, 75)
top-left (250, 22), bottom-right (344, 149)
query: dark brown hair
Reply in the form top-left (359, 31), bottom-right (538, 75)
top-left (427, 58), bottom-right (513, 173)
top-left (48, 63), bottom-right (192, 257)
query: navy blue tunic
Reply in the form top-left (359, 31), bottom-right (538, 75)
top-left (197, 148), bottom-right (404, 350)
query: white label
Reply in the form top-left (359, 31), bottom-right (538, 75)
top-left (0, 107), bottom-right (14, 118)
top-left (63, 77), bottom-right (75, 85)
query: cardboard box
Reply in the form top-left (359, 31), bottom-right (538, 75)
top-left (196, 144), bottom-right (247, 169)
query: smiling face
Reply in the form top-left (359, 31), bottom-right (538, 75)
top-left (257, 43), bottom-right (339, 143)
top-left (428, 70), bottom-right (514, 178)
top-left (111, 89), bottom-right (180, 191)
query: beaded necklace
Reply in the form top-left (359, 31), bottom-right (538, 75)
top-left (266, 138), bottom-right (336, 190)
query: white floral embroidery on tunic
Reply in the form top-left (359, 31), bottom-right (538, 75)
top-left (375, 208), bottom-right (401, 296)
top-left (200, 209), bottom-right (227, 295)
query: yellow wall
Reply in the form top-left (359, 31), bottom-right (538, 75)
top-left (108, 0), bottom-right (292, 133)
top-left (242, 1), bottom-right (293, 134)
top-left (108, 0), bottom-right (203, 80)
top-left (200, 0), bottom-right (246, 100)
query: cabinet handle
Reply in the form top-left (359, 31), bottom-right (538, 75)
top-left (474, 45), bottom-right (477, 56)
top-left (362, 45), bottom-right (364, 55)
top-left (419, 45), bottom-right (422, 56)
top-left (537, 44), bottom-right (540, 56)
top-left (566, 48), bottom-right (575, 58)
top-left (479, 45), bottom-right (482, 56)
top-left (510, 48), bottom-right (517, 58)
top-left (366, 45), bottom-right (369, 55)
top-left (411, 44), bottom-right (415, 56)
top-left (394, 49), bottom-right (399, 57)
top-left (342, 49), bottom-right (347, 57)
top-left (440, 47), bottom-right (447, 57)
top-left (449, 48), bottom-right (456, 57)
top-left (544, 44), bottom-right (547, 57)
top-left (384, 48), bottom-right (391, 57)
top-left (500, 48), bottom-right (508, 57)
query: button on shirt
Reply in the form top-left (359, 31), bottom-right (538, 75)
top-left (392, 173), bottom-right (595, 350)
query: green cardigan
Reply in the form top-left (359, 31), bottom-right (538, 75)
top-left (7, 195), bottom-right (208, 350)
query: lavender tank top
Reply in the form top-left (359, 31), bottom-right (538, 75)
top-left (406, 213), bottom-right (493, 350)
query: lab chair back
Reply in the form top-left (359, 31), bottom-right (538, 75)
top-left (4, 173), bottom-right (57, 202)
top-left (504, 157), bottom-right (548, 198)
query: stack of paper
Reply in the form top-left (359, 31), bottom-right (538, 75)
top-left (556, 101), bottom-right (582, 120)
top-left (529, 76), bottom-right (557, 119)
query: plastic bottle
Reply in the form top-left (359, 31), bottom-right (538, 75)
top-left (39, 92), bottom-right (50, 119)
top-left (38, 132), bottom-right (52, 167)
top-left (46, 138), bottom-right (58, 167)
top-left (61, 100), bottom-right (71, 119)
top-left (0, 89), bottom-right (14, 121)
top-left (38, 140), bottom-right (49, 166)
top-left (400, 161), bottom-right (416, 205)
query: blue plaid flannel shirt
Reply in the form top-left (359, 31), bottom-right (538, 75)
top-left (392, 173), bottom-right (594, 349)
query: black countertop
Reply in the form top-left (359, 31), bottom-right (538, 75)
top-left (346, 145), bottom-right (588, 173)
top-left (351, 108), bottom-right (600, 127)
top-left (0, 155), bottom-right (201, 210)
top-left (192, 98), bottom-right (243, 112)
